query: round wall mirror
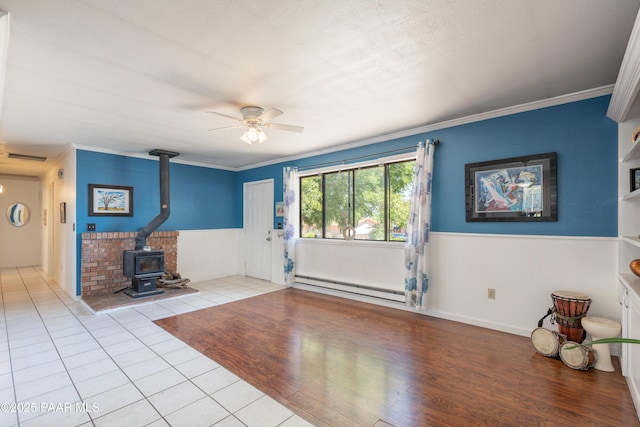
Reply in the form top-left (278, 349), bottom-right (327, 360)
top-left (7, 202), bottom-right (31, 227)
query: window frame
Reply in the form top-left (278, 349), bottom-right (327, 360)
top-left (298, 153), bottom-right (416, 242)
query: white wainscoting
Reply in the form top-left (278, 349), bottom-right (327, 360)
top-left (178, 230), bottom-right (619, 340)
top-left (177, 229), bottom-right (243, 282)
top-left (296, 238), bottom-right (406, 291)
top-left (295, 233), bottom-right (619, 337)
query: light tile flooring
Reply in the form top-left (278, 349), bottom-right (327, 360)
top-left (0, 267), bottom-right (314, 427)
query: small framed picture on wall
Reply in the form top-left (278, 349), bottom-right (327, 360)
top-left (88, 184), bottom-right (134, 216)
top-left (60, 202), bottom-right (66, 224)
top-left (631, 168), bottom-right (640, 193)
top-left (275, 202), bottom-right (284, 217)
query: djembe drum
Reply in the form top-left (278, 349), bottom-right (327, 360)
top-left (559, 341), bottom-right (597, 370)
top-left (551, 290), bottom-right (591, 343)
top-left (530, 327), bottom-right (566, 358)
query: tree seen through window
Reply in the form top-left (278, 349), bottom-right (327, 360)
top-left (299, 159), bottom-right (415, 241)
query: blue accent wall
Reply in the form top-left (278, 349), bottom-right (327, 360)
top-left (430, 97), bottom-right (617, 236)
top-left (73, 96), bottom-right (617, 295)
top-left (76, 150), bottom-right (240, 232)
top-left (238, 96), bottom-right (618, 237)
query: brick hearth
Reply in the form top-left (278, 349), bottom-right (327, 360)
top-left (81, 231), bottom-right (178, 296)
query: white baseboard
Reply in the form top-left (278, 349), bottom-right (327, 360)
top-left (294, 282), bottom-right (529, 336)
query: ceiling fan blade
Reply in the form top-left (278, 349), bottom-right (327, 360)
top-left (208, 125), bottom-right (245, 132)
top-left (258, 107), bottom-right (283, 122)
top-left (265, 122), bottom-right (304, 133)
top-left (206, 111), bottom-right (243, 122)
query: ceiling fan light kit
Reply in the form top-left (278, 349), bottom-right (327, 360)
top-left (207, 106), bottom-right (303, 145)
top-left (241, 125), bottom-right (268, 144)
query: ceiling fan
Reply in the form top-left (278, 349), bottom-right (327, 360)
top-left (207, 106), bottom-right (304, 144)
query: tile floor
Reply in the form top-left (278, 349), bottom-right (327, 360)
top-left (0, 266), bottom-right (314, 427)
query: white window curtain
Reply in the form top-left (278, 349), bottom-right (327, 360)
top-left (404, 140), bottom-right (436, 310)
top-left (283, 167), bottom-right (299, 285)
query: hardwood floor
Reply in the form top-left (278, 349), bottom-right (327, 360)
top-left (154, 289), bottom-right (639, 427)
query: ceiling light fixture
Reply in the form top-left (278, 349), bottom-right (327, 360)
top-left (207, 106), bottom-right (303, 145)
top-left (240, 125), bottom-right (268, 144)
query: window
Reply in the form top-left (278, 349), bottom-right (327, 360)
top-left (388, 161), bottom-right (415, 241)
top-left (324, 171), bottom-right (351, 239)
top-left (299, 159), bottom-right (415, 241)
top-left (354, 167), bottom-right (384, 240)
top-left (300, 175), bottom-right (322, 238)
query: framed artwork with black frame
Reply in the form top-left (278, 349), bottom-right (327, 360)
top-left (630, 168), bottom-right (640, 193)
top-left (88, 184), bottom-right (134, 216)
top-left (465, 152), bottom-right (557, 222)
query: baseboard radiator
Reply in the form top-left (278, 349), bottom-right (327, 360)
top-left (295, 275), bottom-right (405, 303)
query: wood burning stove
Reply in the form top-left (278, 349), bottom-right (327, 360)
top-left (123, 249), bottom-right (165, 294)
top-left (122, 149), bottom-right (178, 298)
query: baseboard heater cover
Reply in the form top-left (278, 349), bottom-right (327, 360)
top-left (295, 275), bottom-right (405, 303)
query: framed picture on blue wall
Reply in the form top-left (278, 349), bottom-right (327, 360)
top-left (465, 152), bottom-right (557, 222)
top-left (88, 184), bottom-right (134, 216)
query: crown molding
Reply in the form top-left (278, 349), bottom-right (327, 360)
top-left (72, 144), bottom-right (237, 171)
top-left (608, 10), bottom-right (640, 122)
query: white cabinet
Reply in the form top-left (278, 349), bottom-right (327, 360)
top-left (619, 277), bottom-right (640, 419)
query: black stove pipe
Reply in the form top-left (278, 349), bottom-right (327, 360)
top-left (135, 149), bottom-right (179, 250)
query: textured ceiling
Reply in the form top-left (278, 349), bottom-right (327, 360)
top-left (0, 0), bottom-right (639, 176)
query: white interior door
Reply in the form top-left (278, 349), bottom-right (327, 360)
top-left (48, 181), bottom-right (55, 275)
top-left (244, 179), bottom-right (274, 280)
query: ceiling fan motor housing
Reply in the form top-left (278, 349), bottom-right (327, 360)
top-left (207, 105), bottom-right (302, 137)
top-left (241, 106), bottom-right (265, 122)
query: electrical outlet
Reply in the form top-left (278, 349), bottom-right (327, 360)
top-left (488, 288), bottom-right (496, 299)
top-left (87, 223), bottom-right (96, 231)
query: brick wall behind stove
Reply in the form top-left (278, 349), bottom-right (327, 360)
top-left (81, 231), bottom-right (178, 296)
